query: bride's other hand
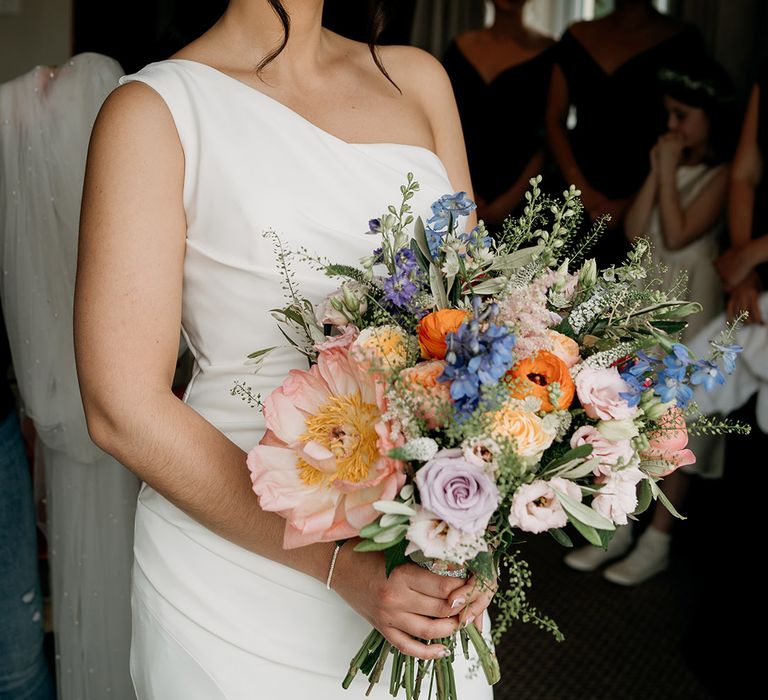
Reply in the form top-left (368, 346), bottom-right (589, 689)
top-left (332, 546), bottom-right (464, 660)
top-left (447, 573), bottom-right (497, 633)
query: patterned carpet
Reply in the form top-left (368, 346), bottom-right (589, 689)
top-left (491, 520), bottom-right (712, 700)
top-left (490, 457), bottom-right (757, 700)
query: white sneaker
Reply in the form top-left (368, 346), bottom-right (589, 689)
top-left (563, 525), bottom-right (633, 572)
top-left (603, 527), bottom-right (670, 586)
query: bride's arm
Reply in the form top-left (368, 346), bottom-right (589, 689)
top-left (75, 81), bottom-right (461, 659)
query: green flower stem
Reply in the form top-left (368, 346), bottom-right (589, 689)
top-left (414, 658), bottom-right (429, 699)
top-left (404, 655), bottom-right (415, 700)
top-left (366, 643), bottom-right (391, 695)
top-left (463, 624), bottom-right (501, 685)
top-left (342, 628), bottom-right (384, 689)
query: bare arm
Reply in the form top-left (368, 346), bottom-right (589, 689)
top-left (657, 165), bottom-right (729, 251)
top-left (74, 82), bottom-right (465, 658)
top-left (728, 84), bottom-right (762, 249)
top-left (720, 83), bottom-right (764, 322)
top-left (412, 48), bottom-right (478, 230)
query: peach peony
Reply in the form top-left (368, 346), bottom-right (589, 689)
top-left (506, 350), bottom-right (575, 412)
top-left (247, 341), bottom-right (405, 548)
top-left (641, 407), bottom-right (696, 476)
top-left (417, 309), bottom-right (469, 360)
top-left (398, 360), bottom-right (452, 429)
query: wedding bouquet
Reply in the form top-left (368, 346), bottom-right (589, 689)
top-left (241, 175), bottom-right (745, 699)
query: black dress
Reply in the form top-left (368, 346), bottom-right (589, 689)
top-left (554, 25), bottom-right (707, 264)
top-left (443, 40), bottom-right (554, 213)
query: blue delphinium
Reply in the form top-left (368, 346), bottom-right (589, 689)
top-left (382, 246), bottom-right (423, 311)
top-left (689, 360), bottom-right (725, 392)
top-left (425, 192), bottom-right (478, 261)
top-left (460, 225), bottom-right (493, 253)
top-left (440, 302), bottom-right (516, 418)
top-left (711, 340), bottom-right (743, 374)
top-left (427, 192), bottom-right (476, 231)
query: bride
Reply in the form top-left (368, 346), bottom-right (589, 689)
top-left (74, 1), bottom-right (495, 697)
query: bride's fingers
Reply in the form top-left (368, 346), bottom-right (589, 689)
top-left (391, 611), bottom-right (460, 642)
top-left (447, 576), bottom-right (497, 628)
top-left (383, 629), bottom-right (452, 661)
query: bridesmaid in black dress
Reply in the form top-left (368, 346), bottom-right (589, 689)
top-left (546, 0), bottom-right (706, 265)
top-left (443, 0), bottom-right (554, 229)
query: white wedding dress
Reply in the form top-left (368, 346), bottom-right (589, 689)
top-left (121, 60), bottom-right (493, 700)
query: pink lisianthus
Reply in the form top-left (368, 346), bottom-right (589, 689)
top-left (591, 467), bottom-right (645, 525)
top-left (247, 343), bottom-right (405, 548)
top-left (641, 407), bottom-right (696, 476)
top-left (570, 425), bottom-right (636, 476)
top-left (508, 477), bottom-right (581, 534)
top-left (404, 507), bottom-right (488, 565)
top-left (315, 324), bottom-right (358, 352)
top-left (574, 366), bottom-right (639, 421)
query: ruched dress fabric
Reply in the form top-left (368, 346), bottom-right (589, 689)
top-left (120, 60), bottom-right (493, 700)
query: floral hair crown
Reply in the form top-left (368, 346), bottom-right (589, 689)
top-left (658, 67), bottom-right (734, 103)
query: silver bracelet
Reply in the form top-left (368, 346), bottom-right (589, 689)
top-left (325, 543), bottom-right (342, 590)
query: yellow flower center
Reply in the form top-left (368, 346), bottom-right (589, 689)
top-left (297, 392), bottom-right (381, 487)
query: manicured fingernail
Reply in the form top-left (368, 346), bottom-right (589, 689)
top-left (463, 616), bottom-right (475, 629)
top-left (451, 598), bottom-right (466, 609)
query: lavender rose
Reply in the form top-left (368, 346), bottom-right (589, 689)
top-left (414, 448), bottom-right (499, 535)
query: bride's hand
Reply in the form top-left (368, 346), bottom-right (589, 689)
top-left (332, 546), bottom-right (465, 660)
top-left (446, 573), bottom-right (497, 633)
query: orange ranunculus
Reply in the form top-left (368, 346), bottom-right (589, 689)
top-left (506, 350), bottom-right (575, 412)
top-left (417, 309), bottom-right (470, 360)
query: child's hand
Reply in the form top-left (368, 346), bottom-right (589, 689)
top-left (656, 132), bottom-right (684, 170)
top-left (716, 245), bottom-right (755, 291)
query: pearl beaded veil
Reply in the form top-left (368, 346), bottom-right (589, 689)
top-left (0, 52), bottom-right (123, 463)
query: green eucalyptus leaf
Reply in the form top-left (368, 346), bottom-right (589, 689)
top-left (246, 346), bottom-right (278, 359)
top-left (566, 515), bottom-right (603, 547)
top-left (354, 536), bottom-right (406, 552)
top-left (553, 488), bottom-right (615, 530)
top-left (649, 479), bottom-right (687, 520)
top-left (543, 444), bottom-right (593, 472)
top-left (633, 477), bottom-right (653, 516)
top-left (468, 550), bottom-right (495, 582)
top-left (429, 264), bottom-right (449, 309)
top-left (549, 527), bottom-right (574, 548)
top-left (384, 539), bottom-right (409, 577)
top-left (412, 217), bottom-right (432, 262)
top-left (470, 278), bottom-right (508, 295)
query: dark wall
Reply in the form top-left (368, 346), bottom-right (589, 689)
top-left (73, 0), bottom-right (416, 75)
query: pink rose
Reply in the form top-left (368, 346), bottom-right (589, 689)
top-left (570, 425), bottom-right (636, 476)
top-left (575, 367), bottom-right (639, 421)
top-left (591, 467), bottom-right (645, 525)
top-left (641, 408), bottom-right (696, 476)
top-left (508, 477), bottom-right (581, 534)
top-left (415, 449), bottom-right (499, 535)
